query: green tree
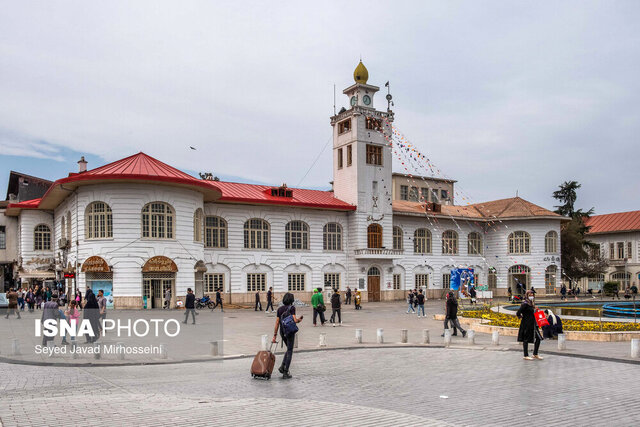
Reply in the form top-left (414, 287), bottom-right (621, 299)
top-left (552, 181), bottom-right (581, 217)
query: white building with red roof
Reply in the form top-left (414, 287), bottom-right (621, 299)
top-left (4, 63), bottom-right (566, 307)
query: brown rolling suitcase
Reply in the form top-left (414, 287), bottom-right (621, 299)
top-left (251, 341), bottom-right (276, 379)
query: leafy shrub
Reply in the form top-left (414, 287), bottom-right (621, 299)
top-left (603, 281), bottom-right (619, 296)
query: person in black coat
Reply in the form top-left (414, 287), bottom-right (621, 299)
top-left (83, 290), bottom-right (101, 343)
top-left (442, 291), bottom-right (467, 337)
top-left (330, 289), bottom-right (342, 326)
top-left (542, 309), bottom-right (563, 339)
top-left (184, 288), bottom-right (196, 324)
top-left (516, 290), bottom-right (543, 360)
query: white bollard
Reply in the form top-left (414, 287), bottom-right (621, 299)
top-left (467, 330), bottom-right (475, 345)
top-left (319, 333), bottom-right (327, 347)
top-left (210, 341), bottom-right (219, 356)
top-left (377, 328), bottom-right (384, 344)
top-left (631, 339), bottom-right (640, 358)
top-left (557, 333), bottom-right (567, 351)
top-left (11, 338), bottom-right (20, 356)
top-left (401, 329), bottom-right (408, 343)
top-left (492, 330), bottom-right (500, 346)
top-left (423, 329), bottom-right (430, 344)
top-left (116, 342), bottom-right (125, 360)
top-left (261, 334), bottom-right (269, 351)
top-left (159, 343), bottom-right (168, 359)
top-left (355, 329), bottom-right (363, 344)
top-left (444, 329), bottom-right (452, 347)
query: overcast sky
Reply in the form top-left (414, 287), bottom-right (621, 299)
top-left (1, 1), bottom-right (638, 214)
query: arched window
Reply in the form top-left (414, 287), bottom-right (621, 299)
top-left (286, 221), bottom-right (309, 250)
top-left (323, 223), bottom-right (342, 251)
top-left (468, 232), bottom-right (482, 255)
top-left (392, 226), bottom-right (403, 251)
top-left (414, 228), bottom-right (431, 254)
top-left (508, 231), bottom-right (531, 254)
top-left (244, 218), bottom-right (270, 249)
top-left (545, 265), bottom-right (557, 294)
top-left (611, 272), bottom-right (631, 288)
top-left (368, 266), bottom-right (380, 276)
top-left (34, 224), bottom-right (51, 251)
top-left (142, 202), bottom-right (175, 239)
top-left (545, 231), bottom-right (558, 253)
top-left (442, 230), bottom-right (458, 255)
top-left (205, 216), bottom-right (227, 248)
top-left (367, 224), bottom-right (383, 249)
top-left (66, 211), bottom-right (72, 243)
top-left (85, 202), bottom-right (113, 239)
top-left (193, 209), bottom-right (203, 242)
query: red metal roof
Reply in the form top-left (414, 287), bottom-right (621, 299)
top-left (585, 210), bottom-right (640, 234)
top-left (213, 181), bottom-right (356, 211)
top-left (5, 198), bottom-right (42, 216)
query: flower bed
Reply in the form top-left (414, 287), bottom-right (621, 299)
top-left (460, 307), bottom-right (640, 332)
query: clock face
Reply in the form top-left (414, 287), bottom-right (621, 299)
top-left (363, 95), bottom-right (371, 106)
top-left (350, 96), bottom-right (357, 106)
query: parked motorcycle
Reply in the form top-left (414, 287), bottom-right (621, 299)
top-left (195, 296), bottom-right (215, 309)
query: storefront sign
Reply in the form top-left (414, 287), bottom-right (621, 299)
top-left (142, 256), bottom-right (178, 273)
top-left (64, 273), bottom-right (75, 279)
top-left (81, 256), bottom-right (111, 273)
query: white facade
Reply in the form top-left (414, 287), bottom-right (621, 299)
top-left (577, 231), bottom-right (640, 290)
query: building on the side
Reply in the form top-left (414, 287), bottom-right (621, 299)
top-left (3, 62), bottom-right (566, 307)
top-left (578, 211), bottom-right (640, 291)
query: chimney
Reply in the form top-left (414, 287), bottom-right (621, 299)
top-left (77, 156), bottom-right (88, 173)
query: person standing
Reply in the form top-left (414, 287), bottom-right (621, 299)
top-left (355, 290), bottom-right (362, 310)
top-left (97, 290), bottom-right (107, 333)
top-left (265, 287), bottom-right (274, 313)
top-left (413, 289), bottom-right (418, 309)
top-left (560, 284), bottom-right (567, 301)
top-left (442, 291), bottom-right (466, 337)
top-left (26, 288), bottom-right (35, 312)
top-left (406, 290), bottom-right (416, 314)
top-left (17, 289), bottom-right (25, 311)
top-left (254, 290), bottom-right (263, 311)
top-left (35, 285), bottom-right (43, 309)
top-left (272, 292), bottom-right (303, 379)
top-left (330, 289), bottom-right (342, 326)
top-left (5, 288), bottom-right (20, 319)
top-left (75, 288), bottom-right (83, 310)
top-left (469, 285), bottom-right (477, 305)
top-left (83, 290), bottom-right (100, 343)
top-left (345, 286), bottom-right (352, 305)
top-left (183, 288), bottom-right (196, 324)
top-left (311, 288), bottom-right (326, 326)
top-left (41, 294), bottom-right (60, 345)
top-left (517, 290), bottom-right (543, 360)
top-left (164, 287), bottom-right (171, 309)
top-left (416, 289), bottom-right (426, 317)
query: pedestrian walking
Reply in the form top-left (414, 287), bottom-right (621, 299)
top-left (254, 291), bottom-right (263, 311)
top-left (97, 289), bottom-right (107, 333)
top-left (213, 288), bottom-right (224, 312)
top-left (83, 290), bottom-right (100, 343)
top-left (345, 286), bottom-right (352, 305)
top-left (416, 289), bottom-right (426, 317)
top-left (354, 290), bottom-right (362, 310)
top-left (508, 287), bottom-right (513, 302)
top-left (5, 288), bottom-right (21, 319)
top-left (560, 284), bottom-right (567, 301)
top-left (164, 287), bottom-right (171, 309)
top-left (75, 289), bottom-right (83, 310)
top-left (35, 286), bottom-right (43, 309)
top-left (26, 288), bottom-right (35, 312)
top-left (17, 289), bottom-right (25, 311)
top-left (64, 300), bottom-right (80, 345)
top-left (330, 289), bottom-right (342, 326)
top-left (272, 292), bottom-right (303, 379)
top-left (442, 292), bottom-right (466, 337)
top-left (311, 288), bottom-right (326, 326)
top-left (406, 290), bottom-right (415, 313)
top-left (469, 285), bottom-right (477, 305)
top-left (182, 288), bottom-right (196, 324)
top-left (265, 287), bottom-right (274, 312)
top-left (41, 294), bottom-right (60, 346)
top-left (517, 290), bottom-right (543, 360)
top-left (413, 289), bottom-right (418, 309)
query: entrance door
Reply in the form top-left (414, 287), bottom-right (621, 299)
top-left (367, 266), bottom-right (381, 302)
top-left (143, 278), bottom-right (174, 309)
top-left (508, 265), bottom-right (530, 295)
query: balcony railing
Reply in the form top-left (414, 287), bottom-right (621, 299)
top-left (354, 248), bottom-right (404, 258)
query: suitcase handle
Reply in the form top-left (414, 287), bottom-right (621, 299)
top-left (270, 340), bottom-right (278, 352)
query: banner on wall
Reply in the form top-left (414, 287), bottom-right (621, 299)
top-left (89, 280), bottom-right (114, 309)
top-left (450, 268), bottom-right (475, 291)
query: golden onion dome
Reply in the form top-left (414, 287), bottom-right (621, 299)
top-left (353, 60), bottom-right (369, 84)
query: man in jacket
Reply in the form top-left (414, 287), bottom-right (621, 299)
top-left (41, 294), bottom-right (60, 345)
top-left (265, 287), bottom-right (274, 313)
top-left (345, 287), bottom-right (352, 305)
top-left (5, 288), bottom-right (20, 319)
top-left (311, 288), bottom-right (325, 326)
top-left (330, 289), bottom-right (342, 326)
top-left (442, 291), bottom-right (466, 337)
top-left (183, 288), bottom-right (196, 324)
top-left (416, 289), bottom-right (426, 317)
top-left (213, 288), bottom-right (224, 312)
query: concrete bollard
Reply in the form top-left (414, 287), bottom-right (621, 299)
top-left (401, 329), bottom-right (408, 343)
top-left (93, 344), bottom-right (101, 360)
top-left (557, 333), bottom-right (567, 351)
top-left (11, 338), bottom-right (20, 356)
top-left (423, 329), bottom-right (430, 344)
top-left (319, 333), bottom-right (327, 347)
top-left (492, 330), bottom-right (500, 346)
top-left (444, 329), bottom-right (452, 347)
top-left (631, 339), bottom-right (640, 358)
top-left (261, 334), bottom-right (269, 351)
top-left (116, 342), bottom-right (125, 360)
top-left (355, 329), bottom-right (363, 344)
top-left (467, 330), bottom-right (475, 345)
top-left (377, 328), bottom-right (384, 344)
top-left (159, 343), bottom-right (168, 359)
top-left (210, 341), bottom-right (219, 357)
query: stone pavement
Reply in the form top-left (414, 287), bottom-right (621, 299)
top-left (1, 347), bottom-right (639, 426)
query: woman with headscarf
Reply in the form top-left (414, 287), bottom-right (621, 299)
top-left (83, 290), bottom-right (100, 343)
top-left (542, 309), bottom-right (563, 339)
top-left (516, 290), bottom-right (543, 360)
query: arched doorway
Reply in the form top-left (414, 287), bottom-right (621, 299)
top-left (508, 265), bottom-right (530, 295)
top-left (142, 256), bottom-right (178, 309)
top-left (367, 224), bottom-right (382, 249)
top-left (368, 266), bottom-right (381, 302)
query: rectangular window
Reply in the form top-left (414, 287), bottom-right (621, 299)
top-left (409, 186), bottom-right (419, 201)
top-left (609, 243), bottom-right (615, 259)
top-left (337, 148), bottom-right (343, 169)
top-left (204, 273), bottom-right (224, 293)
top-left (617, 242), bottom-right (625, 259)
top-left (324, 273), bottom-right (340, 290)
top-left (442, 273), bottom-right (451, 289)
top-left (288, 273), bottom-right (305, 291)
top-left (431, 189), bottom-right (439, 203)
top-left (441, 189), bottom-right (449, 200)
top-left (400, 185), bottom-right (408, 201)
top-left (247, 273), bottom-right (266, 292)
top-left (347, 144), bottom-right (352, 166)
top-left (626, 241), bottom-right (633, 260)
top-left (366, 117), bottom-right (382, 131)
top-left (421, 188), bottom-right (429, 202)
top-left (366, 144), bottom-right (382, 166)
top-left (393, 274), bottom-right (401, 290)
top-left (338, 119), bottom-right (351, 134)
top-left (0, 226), bottom-right (5, 249)
top-left (488, 270), bottom-right (497, 289)
top-left (415, 274), bottom-right (429, 289)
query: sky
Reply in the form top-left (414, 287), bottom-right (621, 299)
top-left (1, 1), bottom-right (638, 214)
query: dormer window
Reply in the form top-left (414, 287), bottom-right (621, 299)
top-left (270, 185), bottom-right (293, 198)
top-left (338, 119), bottom-right (351, 134)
